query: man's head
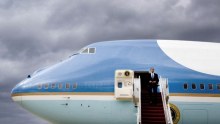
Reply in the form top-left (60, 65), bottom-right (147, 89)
top-left (150, 67), bottom-right (155, 73)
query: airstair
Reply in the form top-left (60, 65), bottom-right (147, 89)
top-left (115, 70), bottom-right (173, 124)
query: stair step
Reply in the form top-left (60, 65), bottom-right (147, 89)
top-left (142, 111), bottom-right (165, 115)
top-left (142, 114), bottom-right (165, 117)
top-left (141, 101), bottom-right (162, 103)
top-left (142, 110), bottom-right (164, 113)
top-left (141, 100), bottom-right (162, 102)
top-left (142, 116), bottom-right (165, 119)
top-left (142, 120), bottom-right (166, 124)
top-left (141, 95), bottom-right (162, 97)
top-left (142, 99), bottom-right (162, 101)
top-left (141, 102), bottom-right (162, 104)
top-left (142, 106), bottom-right (164, 108)
top-left (141, 98), bottom-right (162, 100)
top-left (141, 104), bottom-right (163, 106)
top-left (141, 97), bottom-right (162, 99)
top-left (141, 96), bottom-right (162, 97)
top-left (141, 98), bottom-right (163, 100)
top-left (142, 109), bottom-right (164, 112)
top-left (142, 108), bottom-right (164, 111)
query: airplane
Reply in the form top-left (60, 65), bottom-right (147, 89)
top-left (11, 39), bottom-right (220, 124)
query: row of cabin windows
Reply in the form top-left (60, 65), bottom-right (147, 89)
top-left (38, 83), bottom-right (77, 89)
top-left (183, 83), bottom-right (220, 90)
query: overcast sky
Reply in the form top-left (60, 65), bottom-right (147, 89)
top-left (1, 0), bottom-right (220, 123)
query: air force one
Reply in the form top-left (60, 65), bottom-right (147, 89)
top-left (11, 40), bottom-right (220, 124)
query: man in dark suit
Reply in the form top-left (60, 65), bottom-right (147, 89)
top-left (148, 67), bottom-right (159, 104)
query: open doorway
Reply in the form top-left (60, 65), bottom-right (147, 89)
top-left (134, 71), bottom-right (149, 93)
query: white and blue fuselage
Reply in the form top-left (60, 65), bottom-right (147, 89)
top-left (11, 40), bottom-right (220, 124)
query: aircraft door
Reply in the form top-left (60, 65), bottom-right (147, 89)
top-left (114, 70), bottom-right (134, 99)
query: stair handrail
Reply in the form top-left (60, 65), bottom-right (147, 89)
top-left (138, 76), bottom-right (141, 124)
top-left (159, 77), bottom-right (173, 124)
top-left (160, 78), bottom-right (169, 124)
top-left (165, 78), bottom-right (173, 124)
top-left (133, 76), bottom-right (141, 124)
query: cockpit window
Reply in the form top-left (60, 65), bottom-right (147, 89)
top-left (89, 48), bottom-right (95, 53)
top-left (82, 48), bottom-right (89, 53)
top-left (81, 48), bottom-right (96, 54)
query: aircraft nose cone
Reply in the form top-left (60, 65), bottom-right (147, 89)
top-left (11, 85), bottom-right (19, 96)
top-left (11, 89), bottom-right (22, 105)
top-left (11, 80), bottom-right (26, 104)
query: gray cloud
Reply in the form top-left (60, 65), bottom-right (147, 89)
top-left (1, 0), bottom-right (220, 123)
top-left (0, 92), bottom-right (49, 124)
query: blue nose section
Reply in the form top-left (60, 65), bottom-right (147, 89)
top-left (11, 84), bottom-right (21, 96)
top-left (11, 83), bottom-right (23, 104)
top-left (11, 79), bottom-right (30, 103)
top-left (11, 80), bottom-right (25, 95)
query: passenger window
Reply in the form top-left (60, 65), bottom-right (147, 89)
top-left (66, 83), bottom-right (70, 89)
top-left (51, 83), bottom-right (56, 89)
top-left (200, 84), bottom-right (205, 90)
top-left (208, 84), bottom-right (213, 90)
top-left (183, 83), bottom-right (188, 89)
top-left (89, 48), bottom-right (95, 53)
top-left (217, 84), bottom-right (220, 90)
top-left (38, 84), bottom-right (42, 89)
top-left (192, 83), bottom-right (196, 89)
top-left (44, 84), bottom-right (49, 89)
top-left (59, 83), bottom-right (62, 89)
top-left (73, 83), bottom-right (77, 89)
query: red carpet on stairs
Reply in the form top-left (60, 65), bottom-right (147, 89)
top-left (141, 91), bottom-right (166, 124)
